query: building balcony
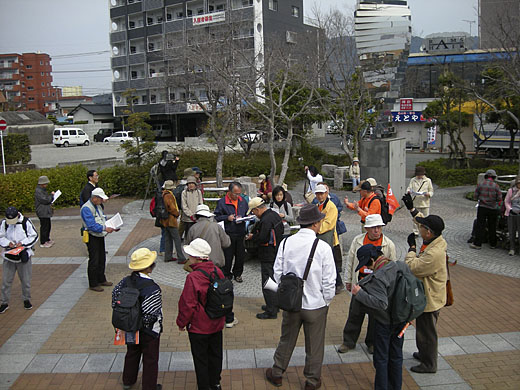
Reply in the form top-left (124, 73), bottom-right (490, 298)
top-left (110, 31), bottom-right (128, 44)
top-left (129, 53), bottom-right (146, 65)
top-left (130, 78), bottom-right (147, 89)
top-left (128, 27), bottom-right (145, 40)
top-left (113, 80), bottom-right (130, 92)
top-left (110, 5), bottom-right (128, 18)
top-left (144, 0), bottom-right (164, 11)
top-left (146, 23), bottom-right (163, 35)
top-left (165, 18), bottom-right (184, 33)
top-left (112, 56), bottom-right (128, 67)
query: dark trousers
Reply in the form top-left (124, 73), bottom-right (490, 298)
top-left (342, 297), bottom-right (374, 348)
top-left (261, 261), bottom-right (278, 315)
top-left (39, 217), bottom-right (51, 244)
top-left (184, 221), bottom-right (195, 237)
top-left (188, 331), bottom-right (223, 390)
top-left (373, 321), bottom-right (405, 390)
top-left (164, 226), bottom-right (185, 261)
top-left (474, 206), bottom-right (498, 247)
top-left (86, 235), bottom-right (107, 288)
top-left (223, 235), bottom-right (245, 278)
top-left (333, 244), bottom-right (343, 286)
top-left (415, 310), bottom-right (440, 371)
top-left (123, 333), bottom-right (160, 390)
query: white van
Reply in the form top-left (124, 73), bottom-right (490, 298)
top-left (53, 128), bottom-right (90, 147)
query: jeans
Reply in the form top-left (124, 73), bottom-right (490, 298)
top-left (373, 320), bottom-right (405, 390)
top-left (159, 227), bottom-right (165, 253)
top-left (352, 178), bottom-right (360, 189)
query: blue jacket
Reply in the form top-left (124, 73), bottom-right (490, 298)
top-left (214, 192), bottom-right (248, 237)
top-left (313, 192), bottom-right (344, 234)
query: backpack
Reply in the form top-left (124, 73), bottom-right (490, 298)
top-left (2, 217), bottom-right (36, 251)
top-left (152, 190), bottom-right (169, 220)
top-left (368, 192), bottom-right (392, 224)
top-left (391, 262), bottom-right (426, 324)
top-left (196, 267), bottom-right (234, 319)
top-left (112, 276), bottom-right (154, 332)
top-left (172, 184), bottom-right (185, 210)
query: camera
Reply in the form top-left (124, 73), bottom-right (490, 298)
top-left (166, 153), bottom-right (176, 161)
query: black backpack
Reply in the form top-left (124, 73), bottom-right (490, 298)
top-left (112, 276), bottom-right (154, 332)
top-left (2, 217), bottom-right (37, 250)
top-left (368, 193), bottom-right (392, 224)
top-left (172, 184), bottom-right (185, 210)
top-left (391, 262), bottom-right (427, 324)
top-left (196, 267), bottom-right (234, 319)
top-left (152, 189), bottom-right (169, 220)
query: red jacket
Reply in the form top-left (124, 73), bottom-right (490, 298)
top-left (176, 261), bottom-right (226, 334)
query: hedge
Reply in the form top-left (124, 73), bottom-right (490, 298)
top-left (4, 134), bottom-right (31, 164)
top-left (0, 146), bottom-right (346, 213)
top-left (418, 158), bottom-right (518, 187)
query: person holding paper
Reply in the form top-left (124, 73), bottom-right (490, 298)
top-left (34, 175), bottom-right (55, 248)
top-left (0, 206), bottom-right (38, 313)
top-left (81, 188), bottom-right (117, 292)
top-left (407, 166), bottom-right (434, 236)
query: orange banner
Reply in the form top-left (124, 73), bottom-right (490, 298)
top-left (387, 184), bottom-right (400, 215)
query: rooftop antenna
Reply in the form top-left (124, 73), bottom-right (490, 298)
top-left (463, 20), bottom-right (475, 36)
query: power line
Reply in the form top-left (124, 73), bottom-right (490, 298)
top-left (51, 50), bottom-right (110, 59)
top-left (53, 69), bottom-right (112, 73)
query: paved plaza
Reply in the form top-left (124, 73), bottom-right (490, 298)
top-left (0, 185), bottom-right (519, 389)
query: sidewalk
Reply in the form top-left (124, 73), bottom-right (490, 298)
top-left (1, 186), bottom-right (519, 389)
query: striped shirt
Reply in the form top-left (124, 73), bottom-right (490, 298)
top-left (475, 178), bottom-right (502, 210)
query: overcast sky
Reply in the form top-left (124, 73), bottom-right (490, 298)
top-left (0, 0), bottom-right (477, 96)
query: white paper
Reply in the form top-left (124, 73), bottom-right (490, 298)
top-left (105, 212), bottom-right (123, 229)
top-left (410, 190), bottom-right (426, 196)
top-left (218, 221), bottom-right (225, 230)
top-left (263, 277), bottom-right (278, 292)
top-left (52, 189), bottom-right (62, 203)
top-left (236, 215), bottom-right (255, 223)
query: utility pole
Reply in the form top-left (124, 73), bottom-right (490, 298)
top-left (463, 20), bottom-right (475, 36)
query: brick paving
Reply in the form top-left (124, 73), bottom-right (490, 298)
top-left (3, 185), bottom-right (520, 389)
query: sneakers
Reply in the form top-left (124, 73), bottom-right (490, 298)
top-left (40, 242), bottom-right (53, 248)
top-left (24, 300), bottom-right (32, 310)
top-left (89, 286), bottom-right (104, 292)
top-left (234, 276), bottom-right (243, 283)
top-left (0, 304), bottom-right (8, 314)
top-left (225, 318), bottom-right (239, 328)
top-left (337, 344), bottom-right (354, 353)
top-left (469, 244), bottom-right (481, 250)
top-left (509, 249), bottom-right (515, 256)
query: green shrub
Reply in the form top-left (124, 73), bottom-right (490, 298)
top-left (418, 158), bottom-right (518, 187)
top-left (4, 134), bottom-right (31, 164)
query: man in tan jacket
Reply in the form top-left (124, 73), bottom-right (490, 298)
top-left (181, 176), bottom-right (203, 237)
top-left (161, 180), bottom-right (186, 264)
top-left (403, 193), bottom-right (447, 374)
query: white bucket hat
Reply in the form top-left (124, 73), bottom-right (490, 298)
top-left (364, 214), bottom-right (385, 228)
top-left (183, 238), bottom-right (211, 259)
top-left (91, 187), bottom-right (108, 200)
top-left (195, 204), bottom-right (214, 218)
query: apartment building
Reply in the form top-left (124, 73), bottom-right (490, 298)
top-left (109, 0), bottom-right (318, 140)
top-left (0, 52), bottom-right (61, 115)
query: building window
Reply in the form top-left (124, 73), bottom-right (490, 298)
top-left (40, 60), bottom-right (43, 65)
top-left (27, 75), bottom-right (33, 80)
top-left (269, 0), bottom-right (278, 11)
top-left (41, 82), bottom-right (45, 86)
top-left (291, 6), bottom-right (299, 17)
top-left (41, 72), bottom-right (44, 76)
top-left (42, 92), bottom-right (45, 97)
top-left (52, 93), bottom-right (55, 97)
top-left (28, 86), bottom-right (34, 90)
top-left (28, 97), bottom-right (35, 101)
top-left (286, 30), bottom-right (297, 44)
top-left (26, 65), bottom-right (32, 69)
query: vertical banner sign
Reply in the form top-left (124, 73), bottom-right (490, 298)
top-left (427, 122), bottom-right (437, 145)
top-left (0, 119), bottom-right (6, 175)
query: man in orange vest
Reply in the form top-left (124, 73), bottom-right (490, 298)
top-left (344, 180), bottom-right (381, 231)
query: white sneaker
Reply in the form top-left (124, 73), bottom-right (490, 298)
top-left (225, 318), bottom-right (239, 328)
top-left (509, 249), bottom-right (515, 256)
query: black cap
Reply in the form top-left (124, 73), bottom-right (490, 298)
top-left (416, 215), bottom-right (445, 236)
top-left (5, 206), bottom-right (18, 219)
top-left (360, 181), bottom-right (372, 191)
top-left (355, 244), bottom-right (381, 272)
top-left (296, 204), bottom-right (325, 225)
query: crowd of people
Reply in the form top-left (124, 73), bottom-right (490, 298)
top-left (7, 152), bottom-right (517, 390)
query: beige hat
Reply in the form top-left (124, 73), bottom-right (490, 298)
top-left (195, 204), bottom-right (214, 218)
top-left (91, 188), bottom-right (108, 200)
top-left (314, 184), bottom-right (328, 194)
top-left (366, 178), bottom-right (377, 186)
top-left (186, 176), bottom-right (197, 185)
top-left (184, 238), bottom-right (211, 259)
top-left (183, 168), bottom-right (195, 178)
top-left (259, 174), bottom-right (266, 180)
top-left (364, 214), bottom-right (385, 228)
top-left (38, 176), bottom-right (50, 185)
top-left (129, 248), bottom-right (157, 271)
top-left (248, 197), bottom-right (265, 214)
top-left (163, 180), bottom-right (175, 190)
top-left (353, 157), bottom-right (359, 163)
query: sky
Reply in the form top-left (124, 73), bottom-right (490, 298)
top-left (0, 0), bottom-right (478, 97)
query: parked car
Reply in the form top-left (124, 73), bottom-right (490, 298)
top-left (53, 128), bottom-right (90, 147)
top-left (93, 128), bottom-right (114, 142)
top-left (103, 131), bottom-right (136, 144)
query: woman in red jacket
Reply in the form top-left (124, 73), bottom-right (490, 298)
top-left (177, 239), bottom-right (226, 390)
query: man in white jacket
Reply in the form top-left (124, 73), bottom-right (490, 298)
top-left (338, 214), bottom-right (396, 354)
top-left (0, 206), bottom-right (38, 313)
top-left (407, 166), bottom-right (434, 236)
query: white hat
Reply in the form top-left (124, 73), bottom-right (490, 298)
top-left (183, 238), bottom-right (211, 259)
top-left (195, 204), bottom-right (214, 218)
top-left (248, 197), bottom-right (265, 214)
top-left (259, 174), bottom-right (266, 180)
top-left (91, 188), bottom-right (108, 200)
top-left (314, 184), bottom-right (328, 194)
top-left (364, 214), bottom-right (385, 228)
top-left (366, 178), bottom-right (377, 187)
top-left (353, 157), bottom-right (359, 163)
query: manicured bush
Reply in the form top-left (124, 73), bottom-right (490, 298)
top-left (4, 134), bottom-right (31, 164)
top-left (418, 158), bottom-right (518, 187)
